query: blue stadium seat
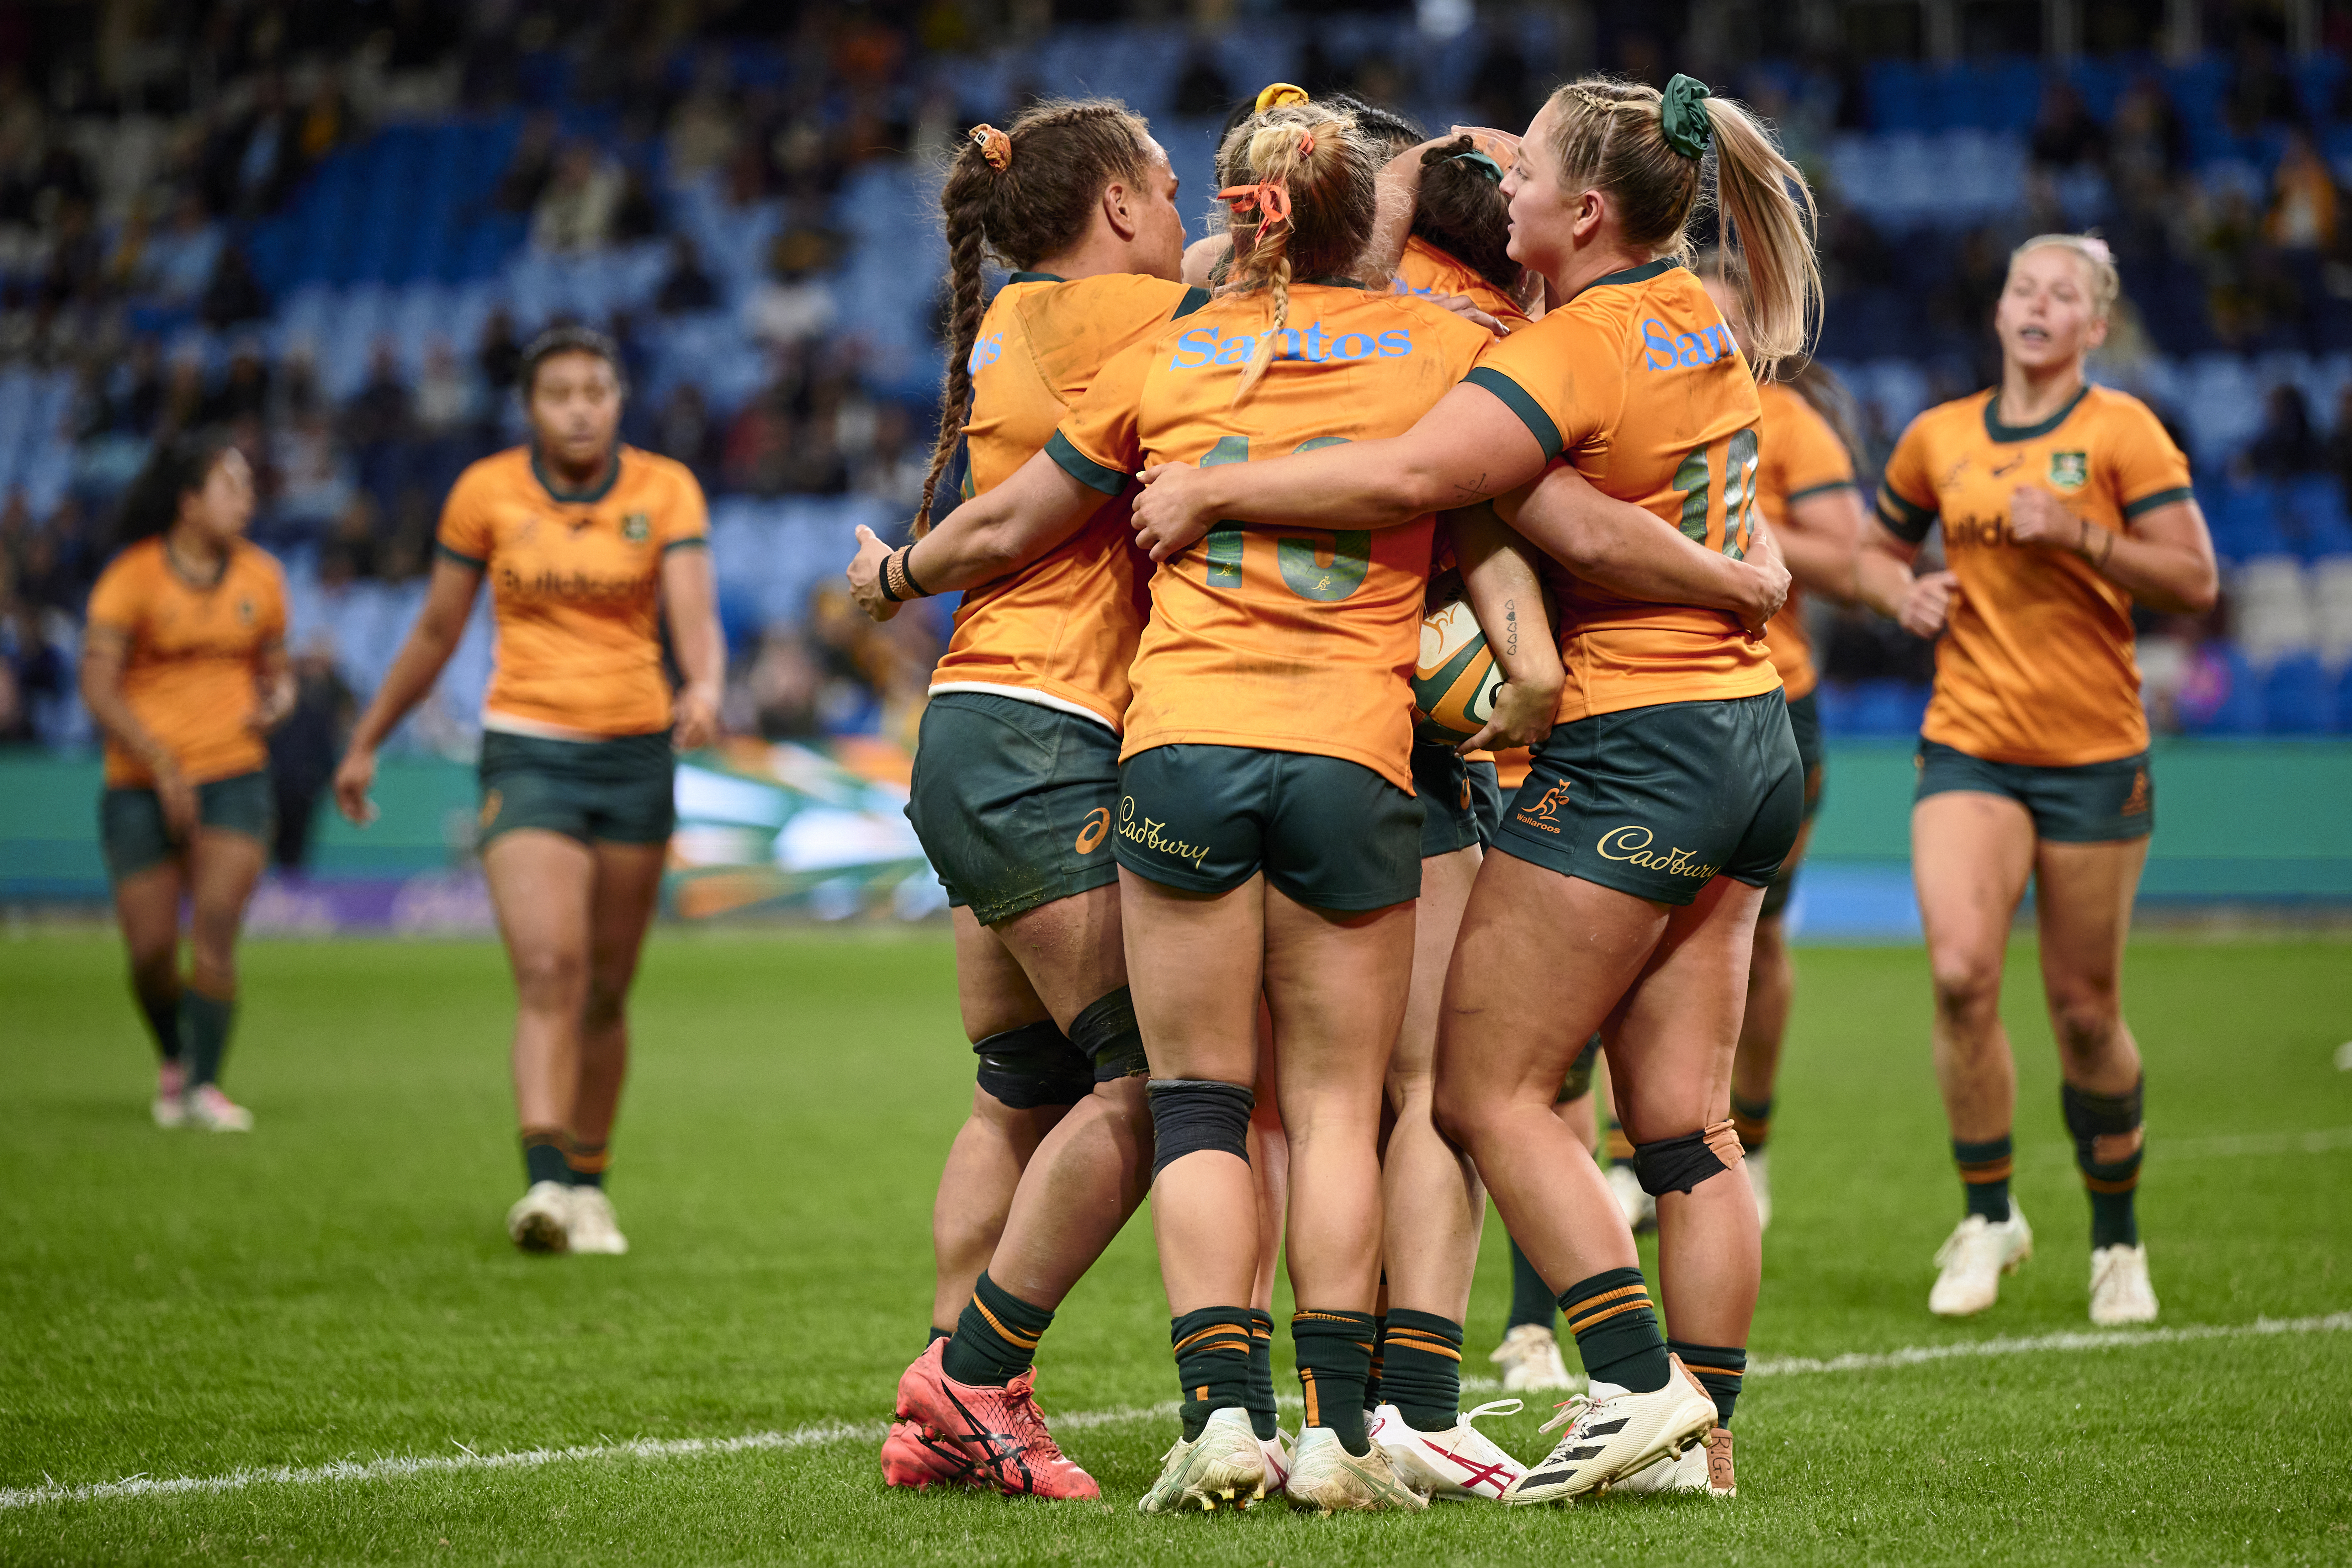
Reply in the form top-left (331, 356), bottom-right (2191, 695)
top-left (2260, 655), bottom-right (2332, 734)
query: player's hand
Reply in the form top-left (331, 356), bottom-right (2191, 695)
top-left (1132, 463), bottom-right (1218, 564)
top-left (332, 746), bottom-right (379, 827)
top-left (245, 681), bottom-right (295, 735)
top-left (1899, 570), bottom-right (1960, 639)
top-left (673, 681), bottom-right (721, 752)
top-left (1431, 293), bottom-right (1510, 336)
top-left (1460, 676), bottom-right (1558, 754)
top-left (2007, 485), bottom-right (2080, 551)
top-left (154, 762), bottom-right (198, 843)
top-left (1734, 556), bottom-right (1791, 637)
top-left (847, 524), bottom-right (900, 622)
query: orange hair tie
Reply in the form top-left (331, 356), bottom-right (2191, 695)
top-left (1297, 131), bottom-right (1315, 158)
top-left (969, 124), bottom-right (1011, 171)
top-left (1217, 181), bottom-right (1292, 223)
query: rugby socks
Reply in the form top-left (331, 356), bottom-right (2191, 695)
top-left (1558, 1267), bottom-right (1671, 1394)
top-left (1363, 1312), bottom-right (1387, 1409)
top-left (1244, 1309), bottom-right (1278, 1441)
top-left (1292, 1309), bottom-right (1377, 1455)
top-left (1171, 1308), bottom-right (1254, 1442)
top-left (138, 984), bottom-right (184, 1064)
top-left (943, 1270), bottom-right (1054, 1386)
top-left (928, 1325), bottom-right (952, 1346)
top-left (1379, 1309), bottom-right (1464, 1432)
top-left (1731, 1091), bottom-right (1773, 1154)
top-left (561, 1135), bottom-right (608, 1190)
top-left (1507, 1239), bottom-right (1556, 1331)
top-left (521, 1128), bottom-right (569, 1188)
top-left (181, 987), bottom-right (234, 1088)
top-left (1669, 1339), bottom-right (1747, 1426)
top-left (2064, 1079), bottom-right (2145, 1250)
top-left (1953, 1134), bottom-right (2015, 1223)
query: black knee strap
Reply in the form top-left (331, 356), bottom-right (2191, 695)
top-left (1558, 1033), bottom-right (1603, 1104)
top-left (1631, 1121), bottom-right (1744, 1197)
top-left (973, 1021), bottom-right (1089, 1110)
top-left (1147, 1078), bottom-right (1253, 1178)
top-left (1070, 985), bottom-right (1149, 1082)
top-left (2062, 1077), bottom-right (2144, 1169)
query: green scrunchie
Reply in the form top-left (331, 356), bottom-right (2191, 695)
top-left (1443, 149), bottom-right (1504, 185)
top-left (1660, 73), bottom-right (1712, 160)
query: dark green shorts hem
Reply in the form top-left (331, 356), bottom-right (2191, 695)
top-left (1113, 744), bottom-right (1422, 912)
top-left (1491, 691), bottom-right (1803, 907)
top-left (1760, 688), bottom-right (1826, 920)
top-left (100, 770), bottom-right (274, 881)
top-left (1411, 744), bottom-right (1487, 861)
top-left (478, 730), bottom-right (676, 848)
top-left (906, 691), bottom-right (1123, 927)
top-left (1914, 739), bottom-right (2153, 843)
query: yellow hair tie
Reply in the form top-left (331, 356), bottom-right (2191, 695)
top-left (1255, 82), bottom-right (1309, 112)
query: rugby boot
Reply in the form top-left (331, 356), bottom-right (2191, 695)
top-left (1928, 1200), bottom-right (2033, 1317)
top-left (893, 1340), bottom-right (1097, 1499)
top-left (880, 1418), bottom-right (975, 1490)
top-left (1284, 1425), bottom-right (1430, 1514)
top-left (1137, 1406), bottom-right (1266, 1513)
top-left (1489, 1324), bottom-right (1580, 1393)
top-left (2088, 1243), bottom-right (2159, 1326)
top-left (1502, 1356), bottom-right (1717, 1505)
top-left (1370, 1399), bottom-right (1527, 1501)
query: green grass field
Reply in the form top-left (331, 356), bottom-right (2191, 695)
top-left (2, 927), bottom-right (2349, 1566)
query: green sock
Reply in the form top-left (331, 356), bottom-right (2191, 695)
top-left (1954, 1135), bottom-right (2014, 1223)
top-left (1245, 1309), bottom-right (1278, 1441)
top-left (942, 1270), bottom-right (1054, 1386)
top-left (561, 1135), bottom-right (608, 1189)
top-left (1363, 1311), bottom-right (1386, 1409)
top-left (1292, 1309), bottom-right (1376, 1455)
top-left (1730, 1091), bottom-right (1773, 1154)
top-left (138, 985), bottom-right (183, 1064)
top-left (1379, 1309), bottom-right (1464, 1432)
top-left (1668, 1339), bottom-right (1746, 1426)
top-left (1171, 1308), bottom-right (1254, 1441)
top-left (928, 1325), bottom-right (952, 1346)
top-left (521, 1129), bottom-right (568, 1187)
top-left (1507, 1238), bottom-right (1555, 1332)
top-left (181, 988), bottom-right (233, 1088)
top-left (1558, 1267), bottom-right (1670, 1393)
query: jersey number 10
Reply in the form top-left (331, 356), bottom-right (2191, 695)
top-left (1197, 435), bottom-right (1369, 603)
top-left (1671, 428), bottom-right (1759, 560)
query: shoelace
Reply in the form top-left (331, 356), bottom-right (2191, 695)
top-left (997, 1388), bottom-right (1054, 1452)
top-left (1933, 1219), bottom-right (1993, 1268)
top-left (1536, 1392), bottom-right (1593, 1437)
top-left (1460, 1398), bottom-right (1523, 1431)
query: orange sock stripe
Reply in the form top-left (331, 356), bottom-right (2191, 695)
top-left (1958, 1159), bottom-right (2014, 1182)
top-left (974, 1299), bottom-right (1042, 1350)
top-left (1383, 1331), bottom-right (1462, 1361)
top-left (1299, 1367), bottom-right (1319, 1426)
top-left (2082, 1171), bottom-right (2140, 1194)
top-left (1681, 1363), bottom-right (1744, 1379)
top-left (1174, 1325), bottom-right (1250, 1356)
top-left (1566, 1293), bottom-right (1653, 1334)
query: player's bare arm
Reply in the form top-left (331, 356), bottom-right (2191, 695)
top-left (1498, 461), bottom-right (1790, 635)
top-left (848, 450), bottom-right (1113, 621)
top-left (1447, 501), bottom-right (1563, 753)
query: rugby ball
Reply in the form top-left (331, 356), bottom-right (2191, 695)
top-left (1413, 598), bottom-right (1504, 744)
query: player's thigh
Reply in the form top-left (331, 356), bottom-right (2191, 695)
top-left (1119, 866), bottom-right (1264, 1086)
top-left (584, 839), bottom-right (667, 1007)
top-left (1911, 788), bottom-right (2037, 994)
top-left (111, 859), bottom-right (184, 972)
top-left (483, 829), bottom-right (598, 997)
top-left (1263, 881), bottom-right (1415, 1113)
top-left (953, 905), bottom-right (1054, 1040)
top-left (1393, 844), bottom-right (1479, 1092)
top-left (2031, 835), bottom-right (2148, 1020)
top-left (1607, 875), bottom-right (1765, 1141)
top-left (992, 878), bottom-right (1126, 1028)
top-left (184, 826), bottom-right (267, 944)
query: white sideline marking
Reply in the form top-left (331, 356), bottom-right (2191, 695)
top-left (2165, 1125), bottom-right (2352, 1160)
top-left (5, 1312), bottom-right (2344, 1512)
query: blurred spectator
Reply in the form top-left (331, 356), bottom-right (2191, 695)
top-left (267, 633), bottom-right (355, 868)
top-left (666, 57), bottom-right (740, 180)
top-left (655, 236), bottom-right (719, 315)
top-left (206, 344), bottom-right (271, 423)
top-left (2029, 81), bottom-right (2105, 170)
top-left (745, 227), bottom-right (838, 347)
top-left (413, 339), bottom-right (477, 434)
top-left (531, 141), bottom-right (624, 252)
top-left (2223, 38), bottom-right (2301, 134)
top-left (2244, 385), bottom-right (2319, 478)
top-left (272, 409), bottom-right (349, 525)
top-left (138, 191), bottom-right (223, 305)
top-left (200, 245), bottom-right (269, 328)
top-left (745, 625), bottom-right (825, 737)
top-left (493, 111), bottom-right (560, 213)
top-left (2264, 131), bottom-right (2339, 253)
top-left (854, 402), bottom-right (928, 514)
top-left (653, 383), bottom-right (718, 475)
top-left (477, 306), bottom-right (522, 396)
top-left (2108, 75), bottom-right (2189, 198)
top-left (345, 342), bottom-right (414, 449)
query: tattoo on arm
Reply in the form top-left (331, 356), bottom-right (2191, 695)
top-left (1449, 472), bottom-right (1490, 503)
top-left (1503, 598), bottom-right (1518, 657)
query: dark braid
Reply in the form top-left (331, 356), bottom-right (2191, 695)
top-left (914, 99), bottom-right (1153, 536)
top-left (1412, 135), bottom-right (1522, 293)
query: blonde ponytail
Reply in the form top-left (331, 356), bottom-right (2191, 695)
top-left (1701, 97), bottom-right (1819, 370)
top-left (1215, 104), bottom-right (1378, 406)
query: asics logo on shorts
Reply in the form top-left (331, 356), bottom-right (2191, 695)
top-left (1116, 795), bottom-right (1210, 868)
top-left (1596, 825), bottom-right (1718, 879)
top-left (1075, 807), bottom-right (1110, 855)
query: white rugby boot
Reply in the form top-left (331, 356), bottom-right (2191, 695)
top-left (1501, 1358), bottom-right (1717, 1505)
top-left (182, 1083), bottom-right (253, 1132)
top-left (1284, 1425), bottom-right (1429, 1514)
top-left (1259, 1428), bottom-right (1294, 1497)
top-left (505, 1181), bottom-right (572, 1254)
top-left (1617, 1424), bottom-right (1736, 1496)
top-left (152, 1062), bottom-right (187, 1128)
top-left (2088, 1243), bottom-right (2159, 1326)
top-left (1928, 1201), bottom-right (2033, 1317)
top-left (1137, 1406), bottom-right (1266, 1513)
top-left (1370, 1399), bottom-right (1527, 1501)
top-left (1747, 1148), bottom-right (1773, 1231)
top-left (564, 1186), bottom-right (629, 1255)
top-left (1490, 1323), bottom-right (1581, 1393)
top-left (1606, 1162), bottom-right (1657, 1233)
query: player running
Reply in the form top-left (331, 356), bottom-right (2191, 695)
top-left (1853, 234), bottom-right (2216, 1325)
top-left (1129, 72), bottom-right (1816, 1503)
top-left (80, 433), bottom-right (291, 1133)
top-left (1697, 250), bottom-right (1871, 1230)
top-left (842, 101), bottom-right (1203, 1502)
top-left (333, 326), bottom-right (722, 1258)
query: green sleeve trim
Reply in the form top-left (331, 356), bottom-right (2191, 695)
top-left (1875, 485), bottom-right (1937, 544)
top-left (660, 536), bottom-right (709, 554)
top-left (1045, 429), bottom-right (1130, 496)
top-left (1784, 479), bottom-right (1858, 506)
top-left (1462, 366), bottom-right (1562, 461)
top-left (1172, 286), bottom-right (1211, 319)
top-left (2121, 485), bottom-right (2193, 520)
top-left (434, 542), bottom-right (487, 571)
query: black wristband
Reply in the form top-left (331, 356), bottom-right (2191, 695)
top-left (899, 543), bottom-right (933, 599)
top-left (876, 549), bottom-right (904, 603)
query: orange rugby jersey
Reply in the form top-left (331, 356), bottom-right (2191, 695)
top-left (1053, 282), bottom-right (1495, 791)
top-left (931, 271), bottom-right (1208, 728)
top-left (1754, 380), bottom-right (1857, 702)
top-left (1878, 385), bottom-right (2191, 766)
top-left (85, 538), bottom-right (287, 787)
top-left (1466, 259), bottom-right (1780, 722)
top-left (436, 445), bottom-right (709, 737)
top-left (1393, 236), bottom-right (1533, 329)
